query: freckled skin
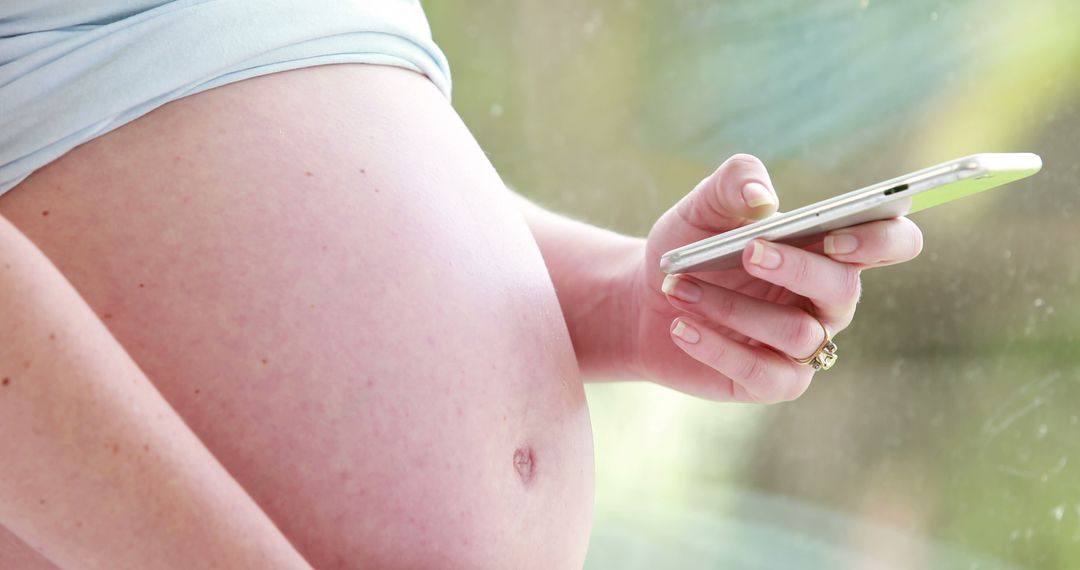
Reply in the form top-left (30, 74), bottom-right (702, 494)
top-left (0, 65), bottom-right (594, 569)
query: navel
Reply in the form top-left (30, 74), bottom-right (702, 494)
top-left (513, 446), bottom-right (536, 485)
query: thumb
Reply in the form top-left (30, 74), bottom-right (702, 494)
top-left (649, 154), bottom-right (779, 259)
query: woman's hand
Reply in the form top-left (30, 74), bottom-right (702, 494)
top-left (630, 154), bottom-right (924, 402)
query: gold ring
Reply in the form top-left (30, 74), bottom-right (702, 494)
top-left (792, 319), bottom-right (838, 371)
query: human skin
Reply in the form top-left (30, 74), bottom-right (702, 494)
top-left (0, 64), bottom-right (592, 569)
top-left (0, 63), bottom-right (921, 568)
top-left (520, 157), bottom-right (923, 401)
top-left (0, 208), bottom-right (312, 569)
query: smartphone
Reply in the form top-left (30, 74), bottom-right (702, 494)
top-left (659, 152), bottom-right (1042, 274)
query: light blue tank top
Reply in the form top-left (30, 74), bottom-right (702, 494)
top-left (0, 0), bottom-right (452, 194)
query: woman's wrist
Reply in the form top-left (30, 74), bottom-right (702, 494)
top-left (565, 234), bottom-right (645, 380)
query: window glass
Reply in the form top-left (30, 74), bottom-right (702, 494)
top-left (428, 1), bottom-right (1080, 567)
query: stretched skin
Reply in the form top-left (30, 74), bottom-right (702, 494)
top-left (0, 64), bottom-right (594, 569)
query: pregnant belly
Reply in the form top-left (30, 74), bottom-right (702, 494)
top-left (0, 65), bottom-right (593, 569)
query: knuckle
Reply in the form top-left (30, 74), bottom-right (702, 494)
top-left (674, 190), bottom-right (706, 228)
top-left (702, 179), bottom-right (731, 216)
top-left (677, 178), bottom-right (733, 230)
top-left (791, 254), bottom-right (813, 284)
top-left (701, 339), bottom-right (729, 367)
top-left (784, 316), bottom-right (821, 353)
top-left (740, 354), bottom-right (771, 387)
top-left (707, 290), bottom-right (740, 324)
top-left (838, 266), bottom-right (862, 302)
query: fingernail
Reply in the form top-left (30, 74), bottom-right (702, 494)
top-left (671, 319), bottom-right (701, 344)
top-left (661, 274), bottom-right (702, 303)
top-left (749, 241), bottom-right (782, 269)
top-left (742, 182), bottom-right (776, 209)
top-left (824, 233), bottom-right (858, 255)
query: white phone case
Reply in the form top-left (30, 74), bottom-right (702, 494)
top-left (660, 153), bottom-right (1042, 274)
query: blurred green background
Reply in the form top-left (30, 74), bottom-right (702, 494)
top-left (427, 1), bottom-right (1080, 568)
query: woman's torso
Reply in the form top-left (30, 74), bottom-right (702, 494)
top-left (0, 63), bottom-right (594, 568)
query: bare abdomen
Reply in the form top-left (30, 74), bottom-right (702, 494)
top-left (0, 64), bottom-right (594, 569)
